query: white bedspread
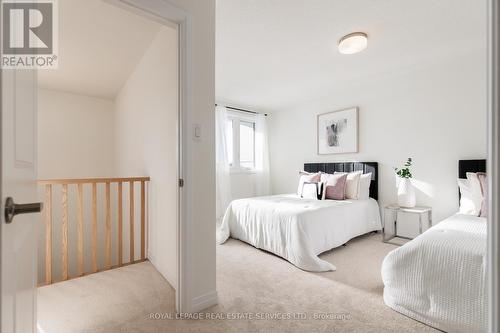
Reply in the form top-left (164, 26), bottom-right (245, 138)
top-left (218, 194), bottom-right (381, 272)
top-left (381, 214), bottom-right (487, 333)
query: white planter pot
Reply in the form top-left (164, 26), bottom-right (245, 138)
top-left (397, 178), bottom-right (416, 208)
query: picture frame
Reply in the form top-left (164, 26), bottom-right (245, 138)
top-left (317, 107), bottom-right (358, 154)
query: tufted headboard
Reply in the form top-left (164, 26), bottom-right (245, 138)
top-left (304, 162), bottom-right (378, 200)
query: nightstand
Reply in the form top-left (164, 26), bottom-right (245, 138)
top-left (383, 205), bottom-right (432, 244)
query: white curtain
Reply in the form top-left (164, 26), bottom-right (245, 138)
top-left (255, 114), bottom-right (271, 196)
top-left (216, 106), bottom-right (232, 221)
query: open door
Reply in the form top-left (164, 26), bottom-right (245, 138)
top-left (1, 67), bottom-right (41, 332)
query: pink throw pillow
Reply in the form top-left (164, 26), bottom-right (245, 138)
top-left (477, 172), bottom-right (487, 217)
top-left (323, 173), bottom-right (348, 200)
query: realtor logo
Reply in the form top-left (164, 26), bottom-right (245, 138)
top-left (1, 0), bottom-right (58, 69)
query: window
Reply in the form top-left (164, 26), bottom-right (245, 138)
top-left (225, 119), bottom-right (234, 165)
top-left (226, 113), bottom-right (256, 171)
top-left (239, 121), bottom-right (255, 169)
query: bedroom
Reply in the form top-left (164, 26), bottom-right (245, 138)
top-left (1, 0), bottom-right (498, 332)
top-left (216, 0), bottom-right (487, 332)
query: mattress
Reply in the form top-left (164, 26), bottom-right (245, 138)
top-left (381, 213), bottom-right (487, 333)
top-left (218, 194), bottom-right (382, 272)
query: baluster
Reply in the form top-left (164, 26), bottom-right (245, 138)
top-left (105, 182), bottom-right (111, 269)
top-left (77, 183), bottom-right (84, 276)
top-left (61, 184), bottom-right (69, 280)
top-left (92, 182), bottom-right (98, 272)
top-left (44, 184), bottom-right (52, 284)
top-left (141, 180), bottom-right (146, 260)
top-left (129, 181), bottom-right (135, 262)
top-left (118, 182), bottom-right (123, 266)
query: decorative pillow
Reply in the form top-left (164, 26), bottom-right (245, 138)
top-left (357, 173), bottom-right (372, 200)
top-left (322, 173), bottom-right (347, 200)
top-left (335, 171), bottom-right (362, 199)
top-left (466, 172), bottom-right (483, 216)
top-left (297, 171), bottom-right (321, 196)
top-left (477, 172), bottom-right (487, 217)
top-left (301, 182), bottom-right (322, 200)
top-left (458, 178), bottom-right (480, 215)
top-left (319, 172), bottom-right (329, 183)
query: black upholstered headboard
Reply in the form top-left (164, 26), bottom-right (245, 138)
top-left (304, 162), bottom-right (378, 200)
top-left (458, 159), bottom-right (486, 178)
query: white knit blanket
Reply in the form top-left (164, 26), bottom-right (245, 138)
top-left (382, 213), bottom-right (487, 333)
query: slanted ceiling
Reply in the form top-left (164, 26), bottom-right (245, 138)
top-left (38, 0), bottom-right (162, 99)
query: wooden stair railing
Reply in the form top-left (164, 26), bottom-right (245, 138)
top-left (37, 177), bottom-right (150, 285)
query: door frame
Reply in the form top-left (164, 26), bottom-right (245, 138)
top-left (488, 0), bottom-right (499, 332)
top-left (104, 0), bottom-right (193, 312)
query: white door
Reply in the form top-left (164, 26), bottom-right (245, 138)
top-left (1, 67), bottom-right (40, 333)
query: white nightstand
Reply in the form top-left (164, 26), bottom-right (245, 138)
top-left (383, 205), bottom-right (432, 244)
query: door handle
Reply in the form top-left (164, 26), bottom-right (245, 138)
top-left (4, 197), bottom-right (43, 224)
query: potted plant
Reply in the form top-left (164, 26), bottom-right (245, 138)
top-left (395, 158), bottom-right (416, 208)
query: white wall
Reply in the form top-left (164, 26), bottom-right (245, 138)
top-left (114, 27), bottom-right (178, 288)
top-left (268, 51), bottom-right (487, 224)
top-left (230, 173), bottom-right (257, 199)
top-left (38, 89), bottom-right (115, 179)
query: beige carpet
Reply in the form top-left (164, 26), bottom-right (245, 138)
top-left (38, 233), bottom-right (438, 332)
top-left (37, 262), bottom-right (176, 333)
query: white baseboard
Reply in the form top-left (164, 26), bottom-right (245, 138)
top-left (190, 290), bottom-right (218, 312)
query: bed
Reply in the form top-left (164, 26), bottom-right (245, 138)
top-left (218, 162), bottom-right (382, 272)
top-left (381, 160), bottom-right (487, 333)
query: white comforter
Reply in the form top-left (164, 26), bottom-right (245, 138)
top-left (381, 214), bottom-right (487, 333)
top-left (218, 194), bottom-right (381, 272)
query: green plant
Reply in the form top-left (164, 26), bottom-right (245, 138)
top-left (395, 158), bottom-right (413, 179)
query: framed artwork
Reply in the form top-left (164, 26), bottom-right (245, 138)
top-left (317, 107), bottom-right (358, 154)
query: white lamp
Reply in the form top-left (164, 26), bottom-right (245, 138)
top-left (338, 32), bottom-right (368, 54)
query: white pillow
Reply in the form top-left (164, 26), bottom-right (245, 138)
top-left (335, 171), bottom-right (362, 199)
top-left (458, 178), bottom-right (481, 215)
top-left (466, 172), bottom-right (483, 216)
top-left (357, 173), bottom-right (372, 200)
top-left (297, 172), bottom-right (320, 196)
top-left (301, 182), bottom-right (320, 200)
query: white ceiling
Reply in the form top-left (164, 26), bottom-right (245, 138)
top-left (38, 0), bottom-right (162, 99)
top-left (216, 0), bottom-right (486, 111)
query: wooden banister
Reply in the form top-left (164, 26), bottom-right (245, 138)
top-left (37, 177), bottom-right (150, 185)
top-left (39, 176), bottom-right (149, 286)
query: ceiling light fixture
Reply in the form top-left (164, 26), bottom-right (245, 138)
top-left (338, 32), bottom-right (368, 54)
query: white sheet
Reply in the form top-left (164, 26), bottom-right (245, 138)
top-left (218, 194), bottom-right (381, 272)
top-left (381, 213), bottom-right (487, 333)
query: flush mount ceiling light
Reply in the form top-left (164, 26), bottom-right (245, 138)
top-left (338, 32), bottom-right (368, 54)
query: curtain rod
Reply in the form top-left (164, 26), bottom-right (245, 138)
top-left (215, 104), bottom-right (268, 116)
